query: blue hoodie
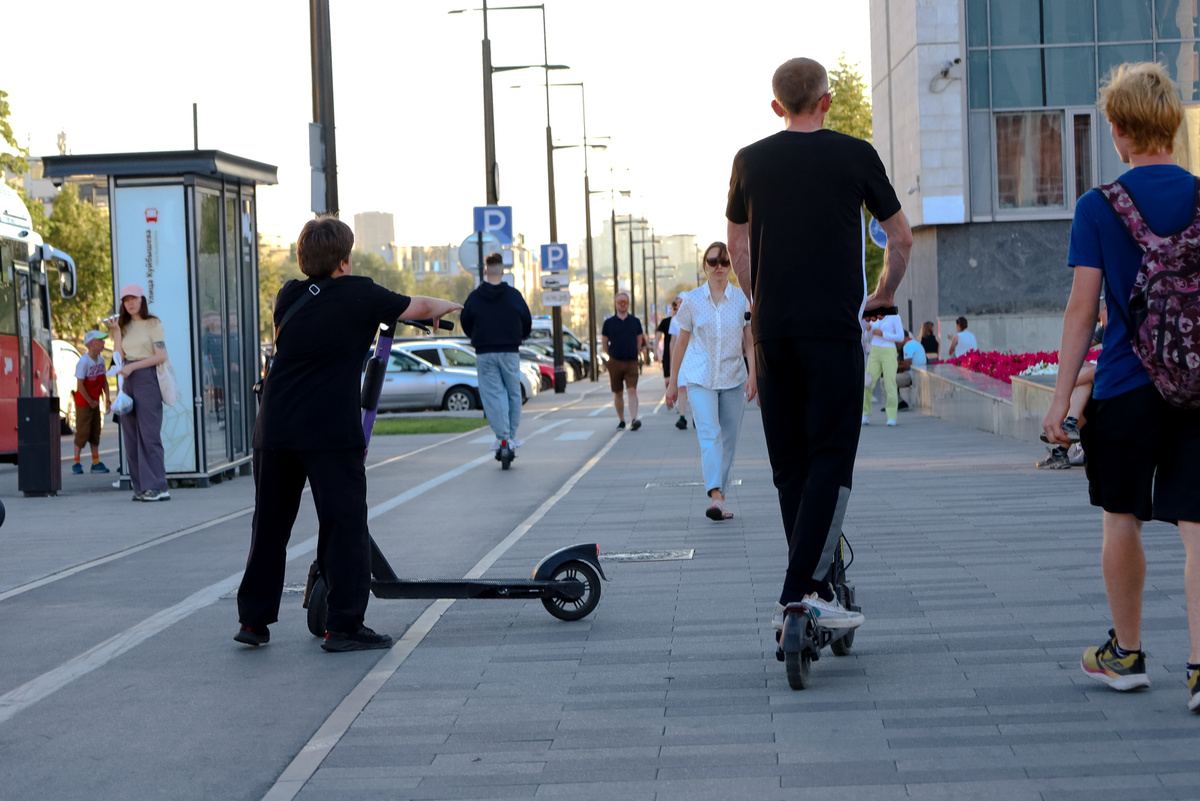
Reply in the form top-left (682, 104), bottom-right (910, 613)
top-left (460, 280), bottom-right (533, 353)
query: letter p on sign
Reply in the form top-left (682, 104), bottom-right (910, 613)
top-left (473, 206), bottom-right (513, 245)
top-left (541, 244), bottom-right (568, 272)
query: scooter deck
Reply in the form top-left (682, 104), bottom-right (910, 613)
top-left (371, 578), bottom-right (585, 601)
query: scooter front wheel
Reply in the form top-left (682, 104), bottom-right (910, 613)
top-left (541, 560), bottom-right (601, 621)
top-left (307, 576), bottom-right (329, 637)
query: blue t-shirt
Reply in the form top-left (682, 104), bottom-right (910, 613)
top-left (1067, 164), bottom-right (1197, 399)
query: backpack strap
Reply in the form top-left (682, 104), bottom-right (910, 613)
top-left (256, 279), bottom-right (331, 396)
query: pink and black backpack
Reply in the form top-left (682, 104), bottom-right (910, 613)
top-left (1097, 179), bottom-right (1200, 409)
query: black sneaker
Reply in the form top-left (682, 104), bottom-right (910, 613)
top-left (1036, 447), bottom-right (1071, 469)
top-left (675, 415), bottom-right (687, 430)
top-left (616, 420), bottom-right (626, 430)
top-left (321, 626), bottom-right (394, 652)
top-left (630, 419), bottom-right (641, 431)
top-left (234, 625), bottom-right (270, 646)
top-left (1062, 416), bottom-right (1081, 442)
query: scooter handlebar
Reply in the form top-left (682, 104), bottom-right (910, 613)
top-left (399, 318), bottom-right (456, 332)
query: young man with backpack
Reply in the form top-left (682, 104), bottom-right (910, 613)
top-left (1045, 62), bottom-right (1200, 711)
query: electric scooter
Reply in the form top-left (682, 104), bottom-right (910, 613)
top-left (302, 319), bottom-right (607, 636)
top-left (775, 535), bottom-right (860, 690)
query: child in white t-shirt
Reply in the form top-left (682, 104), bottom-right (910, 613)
top-left (72, 331), bottom-right (111, 474)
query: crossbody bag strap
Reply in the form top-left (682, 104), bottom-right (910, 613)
top-left (257, 279), bottom-right (331, 394)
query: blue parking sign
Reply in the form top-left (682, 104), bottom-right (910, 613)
top-left (473, 206), bottom-right (513, 245)
top-left (541, 243), bottom-right (568, 272)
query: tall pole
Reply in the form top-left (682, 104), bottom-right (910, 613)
top-left (537, 8), bottom-right (565, 391)
top-left (580, 84), bottom-right (598, 381)
top-left (640, 226), bottom-right (650, 326)
top-left (650, 233), bottom-right (659, 327)
top-left (482, 1), bottom-right (499, 204)
top-left (627, 217), bottom-right (636, 318)
top-left (310, 0), bottom-right (338, 215)
top-left (609, 167), bottom-right (619, 297)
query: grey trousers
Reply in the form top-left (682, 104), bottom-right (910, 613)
top-left (122, 366), bottom-right (168, 492)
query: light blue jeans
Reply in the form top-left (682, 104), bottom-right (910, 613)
top-left (687, 382), bottom-right (746, 496)
top-left (476, 351), bottom-right (522, 442)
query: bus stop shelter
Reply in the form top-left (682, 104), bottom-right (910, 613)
top-left (43, 151), bottom-right (277, 487)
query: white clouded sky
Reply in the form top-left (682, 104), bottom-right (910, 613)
top-left (8, 0), bottom-right (870, 252)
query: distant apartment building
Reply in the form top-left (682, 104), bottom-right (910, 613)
top-left (353, 211), bottom-right (397, 263)
top-left (870, 0), bottom-right (1200, 352)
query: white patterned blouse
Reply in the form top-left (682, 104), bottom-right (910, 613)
top-left (673, 283), bottom-right (750, 390)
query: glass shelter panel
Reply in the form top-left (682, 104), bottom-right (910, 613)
top-left (224, 194), bottom-right (245, 458)
top-left (996, 111), bottom-right (1066, 209)
top-left (196, 190), bottom-right (228, 467)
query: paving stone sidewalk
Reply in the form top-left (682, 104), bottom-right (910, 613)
top-left (295, 403), bottom-right (1199, 801)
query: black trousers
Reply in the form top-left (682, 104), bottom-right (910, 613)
top-left (237, 447), bottom-right (371, 633)
top-left (755, 338), bottom-right (864, 601)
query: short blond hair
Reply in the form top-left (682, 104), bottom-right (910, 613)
top-left (1099, 61), bottom-right (1182, 155)
top-left (772, 58), bottom-right (828, 116)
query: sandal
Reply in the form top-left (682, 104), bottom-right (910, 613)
top-left (705, 501), bottom-right (733, 521)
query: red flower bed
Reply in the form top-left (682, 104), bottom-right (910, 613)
top-left (945, 349), bottom-right (1102, 383)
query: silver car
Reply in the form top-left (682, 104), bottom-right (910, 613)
top-left (368, 348), bottom-right (480, 412)
top-left (394, 341), bottom-right (536, 404)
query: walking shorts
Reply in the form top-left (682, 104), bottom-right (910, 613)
top-left (74, 402), bottom-right (103, 448)
top-left (607, 358), bottom-right (639, 392)
top-left (1080, 382), bottom-right (1200, 523)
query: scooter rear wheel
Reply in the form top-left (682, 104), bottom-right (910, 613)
top-left (500, 446), bottom-right (513, 470)
top-left (785, 648), bottom-right (811, 690)
top-left (541, 560), bottom-right (601, 621)
top-left (307, 576), bottom-right (329, 637)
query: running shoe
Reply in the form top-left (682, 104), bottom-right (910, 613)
top-left (72, 462), bottom-right (84, 474)
top-left (801, 592), bottom-right (865, 630)
top-left (886, 420), bottom-right (897, 427)
top-left (1189, 667), bottom-right (1200, 712)
top-left (861, 415), bottom-right (870, 426)
top-left (1068, 444), bottom-right (1086, 466)
top-left (675, 415), bottom-right (687, 430)
top-left (616, 420), bottom-right (626, 430)
top-left (1062, 416), bottom-right (1082, 442)
top-left (141, 490), bottom-right (171, 502)
top-left (630, 419), bottom-right (642, 431)
top-left (1081, 629), bottom-right (1150, 690)
top-left (91, 461), bottom-right (110, 473)
top-left (1036, 447), bottom-right (1071, 470)
top-left (322, 626), bottom-right (394, 652)
top-left (234, 625), bottom-right (270, 646)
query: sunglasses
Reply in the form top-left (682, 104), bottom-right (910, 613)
top-left (706, 257), bottom-right (731, 267)
top-left (616, 299), bottom-right (629, 304)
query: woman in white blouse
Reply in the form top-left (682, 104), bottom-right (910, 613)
top-left (665, 242), bottom-right (757, 520)
top-left (862, 312), bottom-right (905, 426)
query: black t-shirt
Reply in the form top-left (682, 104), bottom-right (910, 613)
top-left (601, 314), bottom-right (643, 361)
top-left (656, 316), bottom-right (673, 373)
top-left (921, 334), bottom-right (939, 355)
top-left (254, 276), bottom-right (410, 451)
top-left (726, 129), bottom-right (902, 343)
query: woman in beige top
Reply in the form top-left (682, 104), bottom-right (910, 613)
top-left (105, 283), bottom-right (170, 501)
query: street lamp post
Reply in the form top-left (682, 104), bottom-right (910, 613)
top-left (615, 214), bottom-right (647, 320)
top-left (631, 227), bottom-right (660, 330)
top-left (647, 253), bottom-right (670, 327)
top-left (309, 0), bottom-right (338, 215)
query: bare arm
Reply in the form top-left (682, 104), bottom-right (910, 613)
top-left (865, 210), bottom-right (914, 313)
top-left (1043, 267), bottom-right (1103, 445)
top-left (742, 324), bottom-right (757, 403)
top-left (727, 220), bottom-right (752, 305)
top-left (401, 296), bottom-right (464, 325)
top-left (664, 329), bottom-right (691, 406)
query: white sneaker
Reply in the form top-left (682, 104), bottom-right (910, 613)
top-left (801, 592), bottom-right (864, 630)
top-left (491, 438), bottom-right (503, 452)
top-left (886, 420), bottom-right (897, 427)
top-left (861, 415), bottom-right (870, 426)
top-left (509, 438), bottom-right (522, 448)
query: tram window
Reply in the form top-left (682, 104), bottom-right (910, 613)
top-left (0, 242), bottom-right (16, 336)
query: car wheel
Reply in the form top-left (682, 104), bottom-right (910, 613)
top-left (521, 384), bottom-right (528, 405)
top-left (65, 397), bottom-right (77, 430)
top-left (443, 386), bottom-right (476, 412)
top-left (540, 374), bottom-right (552, 391)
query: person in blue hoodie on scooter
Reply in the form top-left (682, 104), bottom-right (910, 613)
top-left (461, 252), bottom-right (533, 455)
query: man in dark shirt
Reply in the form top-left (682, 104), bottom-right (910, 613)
top-left (657, 295), bottom-right (689, 430)
top-left (461, 252), bottom-right (533, 452)
top-left (600, 291), bottom-right (647, 430)
top-left (236, 216), bottom-right (461, 652)
top-left (727, 57), bottom-right (913, 633)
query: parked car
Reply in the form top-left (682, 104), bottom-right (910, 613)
top-left (395, 339), bottom-right (538, 404)
top-left (528, 317), bottom-right (601, 378)
top-left (364, 348), bottom-right (480, 412)
top-left (522, 340), bottom-right (586, 383)
top-left (518, 347), bottom-right (556, 391)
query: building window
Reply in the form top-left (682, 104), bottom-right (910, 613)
top-left (996, 111), bottom-right (1066, 209)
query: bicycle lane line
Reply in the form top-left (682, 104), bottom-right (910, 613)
top-left (261, 427), bottom-right (625, 801)
top-left (0, 419), bottom-right (575, 726)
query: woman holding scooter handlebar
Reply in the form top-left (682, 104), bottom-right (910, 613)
top-left (234, 216), bottom-right (462, 654)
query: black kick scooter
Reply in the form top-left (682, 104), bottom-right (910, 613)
top-left (303, 319), bottom-right (607, 636)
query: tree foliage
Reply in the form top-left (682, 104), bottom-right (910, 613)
top-left (0, 89), bottom-right (49, 236)
top-left (45, 184), bottom-right (113, 341)
top-left (823, 56), bottom-right (886, 292)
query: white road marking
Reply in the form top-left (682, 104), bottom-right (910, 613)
top-left (261, 427), bottom-right (625, 801)
top-left (588, 402), bottom-right (612, 417)
top-left (0, 418), bottom-right (574, 725)
top-left (555, 431), bottom-right (594, 441)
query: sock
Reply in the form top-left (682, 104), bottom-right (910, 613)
top-left (1112, 641), bottom-right (1137, 658)
top-left (73, 457), bottom-right (81, 464)
top-left (92, 456), bottom-right (100, 465)
top-left (817, 583), bottom-right (836, 603)
top-left (1187, 663), bottom-right (1200, 673)
top-left (1065, 416), bottom-right (1078, 425)
top-left (1053, 446), bottom-right (1069, 456)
